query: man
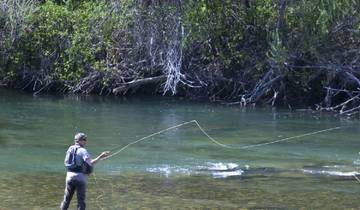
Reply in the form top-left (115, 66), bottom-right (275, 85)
top-left (60, 132), bottom-right (110, 210)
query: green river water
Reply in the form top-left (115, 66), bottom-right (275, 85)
top-left (1, 88), bottom-right (360, 210)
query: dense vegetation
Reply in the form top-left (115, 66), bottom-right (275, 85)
top-left (1, 0), bottom-right (359, 115)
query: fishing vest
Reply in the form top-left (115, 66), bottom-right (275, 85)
top-left (64, 145), bottom-right (93, 174)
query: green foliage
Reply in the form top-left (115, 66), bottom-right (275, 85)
top-left (285, 0), bottom-right (358, 50)
top-left (245, 0), bottom-right (277, 32)
top-left (0, 0), bottom-right (38, 78)
top-left (183, 1), bottom-right (246, 71)
top-left (6, 0), bottom-right (131, 82)
top-left (0, 0), bottom-right (359, 105)
top-left (63, 0), bottom-right (133, 80)
top-left (63, 1), bottom-right (105, 80)
top-left (26, 1), bottom-right (73, 78)
top-left (267, 30), bottom-right (287, 71)
top-left (182, 0), bottom-right (280, 77)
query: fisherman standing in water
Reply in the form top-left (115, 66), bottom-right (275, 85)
top-left (60, 132), bottom-right (110, 210)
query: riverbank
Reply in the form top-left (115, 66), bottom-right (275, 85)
top-left (1, 1), bottom-right (360, 115)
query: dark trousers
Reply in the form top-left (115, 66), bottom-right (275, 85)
top-left (60, 178), bottom-right (86, 210)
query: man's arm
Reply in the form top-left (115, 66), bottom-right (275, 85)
top-left (86, 151), bottom-right (110, 166)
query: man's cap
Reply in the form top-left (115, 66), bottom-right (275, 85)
top-left (74, 132), bottom-right (87, 141)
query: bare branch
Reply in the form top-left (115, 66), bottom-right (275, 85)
top-left (112, 75), bottom-right (166, 94)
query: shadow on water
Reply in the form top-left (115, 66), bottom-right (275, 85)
top-left (0, 134), bottom-right (7, 145)
top-left (0, 119), bottom-right (7, 145)
top-left (0, 115), bottom-right (37, 131)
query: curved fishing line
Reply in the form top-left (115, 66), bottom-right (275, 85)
top-left (92, 120), bottom-right (360, 208)
top-left (103, 120), bottom-right (342, 160)
top-left (102, 120), bottom-right (197, 160)
top-left (239, 126), bottom-right (341, 149)
top-left (192, 120), bottom-right (236, 149)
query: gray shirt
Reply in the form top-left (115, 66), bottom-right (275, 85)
top-left (65, 144), bottom-right (91, 182)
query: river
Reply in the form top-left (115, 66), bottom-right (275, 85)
top-left (1, 88), bottom-right (360, 209)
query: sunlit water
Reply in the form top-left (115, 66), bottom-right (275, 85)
top-left (1, 88), bottom-right (360, 209)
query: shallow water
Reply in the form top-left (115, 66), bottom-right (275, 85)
top-left (1, 88), bottom-right (360, 209)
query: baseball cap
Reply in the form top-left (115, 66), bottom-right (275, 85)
top-left (74, 132), bottom-right (87, 141)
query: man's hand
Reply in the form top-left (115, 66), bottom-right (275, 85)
top-left (100, 151), bottom-right (110, 158)
top-left (90, 151), bottom-right (111, 165)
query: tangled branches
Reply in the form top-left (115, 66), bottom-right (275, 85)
top-left (1, 0), bottom-right (360, 117)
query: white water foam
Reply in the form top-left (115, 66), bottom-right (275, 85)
top-left (211, 170), bottom-right (244, 178)
top-left (302, 169), bottom-right (360, 177)
top-left (145, 162), bottom-right (246, 178)
top-left (207, 162), bottom-right (239, 171)
top-left (353, 159), bottom-right (360, 166)
top-left (205, 162), bottom-right (245, 178)
top-left (146, 164), bottom-right (192, 177)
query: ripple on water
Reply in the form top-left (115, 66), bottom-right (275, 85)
top-left (301, 164), bottom-right (360, 178)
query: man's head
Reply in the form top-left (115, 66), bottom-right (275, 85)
top-left (74, 132), bottom-right (87, 146)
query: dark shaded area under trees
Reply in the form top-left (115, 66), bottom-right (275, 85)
top-left (1, 0), bottom-right (360, 116)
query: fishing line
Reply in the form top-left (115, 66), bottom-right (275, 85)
top-left (103, 120), bottom-right (198, 160)
top-left (91, 119), bottom-right (358, 209)
top-left (103, 120), bottom-right (342, 160)
top-left (239, 126), bottom-right (341, 149)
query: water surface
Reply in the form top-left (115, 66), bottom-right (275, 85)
top-left (1, 88), bottom-right (360, 209)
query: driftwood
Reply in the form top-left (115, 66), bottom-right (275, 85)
top-left (112, 75), bottom-right (166, 94)
top-left (316, 87), bottom-right (360, 116)
top-left (71, 71), bottom-right (103, 94)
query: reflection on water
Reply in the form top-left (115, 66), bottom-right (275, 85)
top-left (1, 88), bottom-right (360, 209)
